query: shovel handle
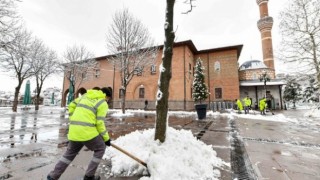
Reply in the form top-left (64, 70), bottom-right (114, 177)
top-left (111, 143), bottom-right (148, 168)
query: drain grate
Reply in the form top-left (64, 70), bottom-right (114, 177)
top-left (230, 119), bottom-right (257, 180)
top-left (196, 121), bottom-right (213, 139)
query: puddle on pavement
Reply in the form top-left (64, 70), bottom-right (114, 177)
top-left (0, 109), bottom-right (69, 148)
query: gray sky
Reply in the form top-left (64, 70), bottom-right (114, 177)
top-left (1, 0), bottom-right (289, 92)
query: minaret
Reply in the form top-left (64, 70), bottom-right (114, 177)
top-left (256, 0), bottom-right (275, 72)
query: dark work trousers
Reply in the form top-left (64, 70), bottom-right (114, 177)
top-left (244, 106), bottom-right (249, 114)
top-left (48, 135), bottom-right (106, 179)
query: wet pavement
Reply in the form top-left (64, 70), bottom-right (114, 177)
top-left (234, 109), bottom-right (320, 180)
top-left (0, 106), bottom-right (319, 179)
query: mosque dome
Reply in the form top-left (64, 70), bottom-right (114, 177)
top-left (239, 60), bottom-right (267, 71)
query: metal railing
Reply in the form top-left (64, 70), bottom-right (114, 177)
top-left (210, 101), bottom-right (235, 112)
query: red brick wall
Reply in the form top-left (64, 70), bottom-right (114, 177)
top-left (239, 68), bottom-right (275, 81)
top-left (62, 43), bottom-right (242, 109)
top-left (195, 50), bottom-right (240, 101)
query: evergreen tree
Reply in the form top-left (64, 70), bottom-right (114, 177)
top-left (303, 78), bottom-right (319, 102)
top-left (192, 58), bottom-right (209, 104)
top-left (283, 78), bottom-right (302, 108)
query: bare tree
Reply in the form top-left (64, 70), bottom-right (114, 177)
top-left (0, 29), bottom-right (35, 112)
top-left (62, 44), bottom-right (97, 101)
top-left (106, 8), bottom-right (158, 114)
top-left (31, 39), bottom-right (59, 110)
top-left (155, 0), bottom-right (175, 143)
top-left (0, 0), bottom-right (21, 47)
top-left (155, 0), bottom-right (196, 142)
top-left (278, 0), bottom-right (320, 90)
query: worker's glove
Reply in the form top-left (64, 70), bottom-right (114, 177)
top-left (105, 139), bottom-right (111, 146)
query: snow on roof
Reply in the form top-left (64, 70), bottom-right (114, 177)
top-left (240, 79), bottom-right (286, 86)
top-left (239, 60), bottom-right (267, 70)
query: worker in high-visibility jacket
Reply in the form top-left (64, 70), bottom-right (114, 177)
top-left (259, 97), bottom-right (267, 115)
top-left (242, 95), bottom-right (252, 114)
top-left (235, 99), bottom-right (243, 113)
top-left (48, 87), bottom-right (112, 180)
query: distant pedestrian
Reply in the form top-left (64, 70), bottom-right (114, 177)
top-left (259, 97), bottom-right (267, 115)
top-left (144, 100), bottom-right (148, 110)
top-left (47, 87), bottom-right (112, 180)
top-left (235, 99), bottom-right (243, 114)
top-left (243, 95), bottom-right (251, 114)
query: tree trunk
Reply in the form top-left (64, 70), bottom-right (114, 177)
top-left (35, 94), bottom-right (40, 110)
top-left (12, 85), bottom-right (21, 112)
top-left (121, 89), bottom-right (126, 114)
top-left (155, 0), bottom-right (175, 143)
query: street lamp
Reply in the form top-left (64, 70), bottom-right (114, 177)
top-left (259, 69), bottom-right (270, 98)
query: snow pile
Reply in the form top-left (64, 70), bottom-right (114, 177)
top-left (104, 127), bottom-right (226, 180)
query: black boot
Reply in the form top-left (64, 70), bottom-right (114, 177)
top-left (83, 175), bottom-right (101, 180)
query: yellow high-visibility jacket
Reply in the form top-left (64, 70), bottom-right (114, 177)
top-left (68, 89), bottom-right (110, 142)
top-left (243, 97), bottom-right (251, 106)
top-left (236, 99), bottom-right (243, 110)
top-left (259, 98), bottom-right (267, 111)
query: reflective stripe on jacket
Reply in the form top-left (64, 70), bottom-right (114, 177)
top-left (68, 89), bottom-right (110, 142)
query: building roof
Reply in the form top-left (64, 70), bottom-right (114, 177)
top-left (240, 79), bottom-right (286, 87)
top-left (239, 60), bottom-right (267, 71)
top-left (94, 40), bottom-right (243, 60)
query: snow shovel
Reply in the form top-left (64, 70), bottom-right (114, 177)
top-left (111, 143), bottom-right (148, 168)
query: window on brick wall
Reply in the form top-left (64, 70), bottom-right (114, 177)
top-left (151, 65), bottom-right (156, 74)
top-left (134, 66), bottom-right (143, 76)
top-left (119, 89), bottom-right (124, 98)
top-left (215, 88), bottom-right (222, 99)
top-left (139, 88), bottom-right (145, 98)
top-left (95, 69), bottom-right (100, 78)
top-left (214, 61), bottom-right (220, 71)
top-left (82, 72), bottom-right (87, 80)
top-left (253, 73), bottom-right (257, 79)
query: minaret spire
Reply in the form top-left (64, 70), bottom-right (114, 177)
top-left (256, 0), bottom-right (275, 73)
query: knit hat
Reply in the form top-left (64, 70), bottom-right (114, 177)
top-left (101, 87), bottom-right (112, 98)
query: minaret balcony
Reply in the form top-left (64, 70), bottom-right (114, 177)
top-left (257, 16), bottom-right (273, 31)
top-left (256, 0), bottom-right (268, 5)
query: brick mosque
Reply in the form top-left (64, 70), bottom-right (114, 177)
top-left (62, 0), bottom-right (285, 110)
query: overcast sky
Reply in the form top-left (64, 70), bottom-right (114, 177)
top-left (1, 0), bottom-right (289, 92)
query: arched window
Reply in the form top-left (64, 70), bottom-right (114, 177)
top-left (151, 65), bottom-right (156, 74)
top-left (139, 88), bottom-right (145, 98)
top-left (214, 61), bottom-right (220, 71)
top-left (253, 73), bottom-right (257, 79)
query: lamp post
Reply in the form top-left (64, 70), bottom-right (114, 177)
top-left (259, 69), bottom-right (270, 98)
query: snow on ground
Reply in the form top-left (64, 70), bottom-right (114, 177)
top-left (104, 106), bottom-right (320, 179)
top-left (226, 110), bottom-right (299, 123)
top-left (303, 107), bottom-right (320, 118)
top-left (103, 127), bottom-right (226, 180)
top-left (0, 105), bottom-right (318, 179)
